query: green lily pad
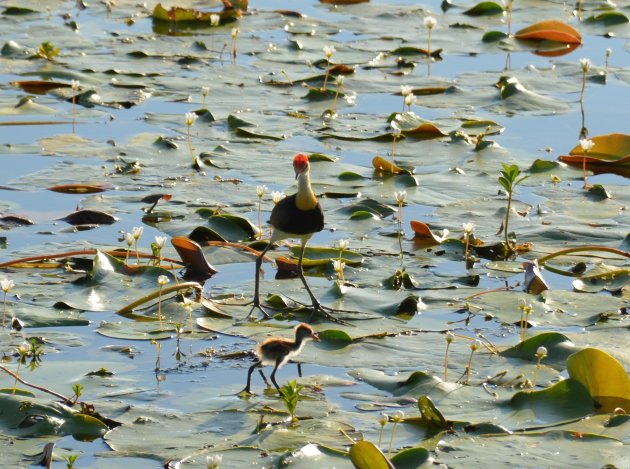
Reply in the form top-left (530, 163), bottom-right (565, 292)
top-left (501, 332), bottom-right (578, 366)
top-left (288, 246), bottom-right (363, 266)
top-left (463, 1), bottom-right (504, 16)
top-left (510, 379), bottom-right (593, 425)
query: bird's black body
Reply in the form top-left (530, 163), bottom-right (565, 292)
top-left (269, 194), bottom-right (324, 236)
top-left (247, 153), bottom-right (333, 322)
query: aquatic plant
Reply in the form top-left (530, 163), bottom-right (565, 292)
top-left (1, 277), bottom-right (14, 328)
top-left (498, 163), bottom-right (528, 252)
top-left (322, 45), bottom-right (335, 89)
top-left (279, 379), bottom-right (303, 423)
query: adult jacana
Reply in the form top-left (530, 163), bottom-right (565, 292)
top-left (248, 154), bottom-right (326, 320)
top-left (241, 323), bottom-right (320, 393)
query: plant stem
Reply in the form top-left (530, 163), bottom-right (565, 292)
top-left (187, 126), bottom-right (195, 167)
top-left (323, 58), bottom-right (331, 89)
top-left (444, 342), bottom-right (451, 381)
top-left (0, 365), bottom-right (71, 402)
top-left (464, 233), bottom-right (470, 269)
top-left (12, 361), bottom-right (22, 393)
top-left (504, 192), bottom-right (512, 248)
top-left (464, 349), bottom-right (475, 385)
top-left (391, 136), bottom-right (396, 163)
top-left (157, 286), bottom-right (164, 331)
top-left (579, 70), bottom-right (587, 139)
top-left (387, 421), bottom-right (399, 458)
top-left (2, 293), bottom-right (6, 328)
top-left (257, 200), bottom-right (262, 240)
top-left (537, 245), bottom-right (630, 265)
top-left (532, 359), bottom-right (542, 387)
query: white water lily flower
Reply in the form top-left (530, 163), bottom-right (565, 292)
top-left (158, 275), bottom-right (170, 286)
top-left (462, 222), bottom-right (475, 234)
top-left (154, 236), bottom-right (167, 249)
top-left (470, 339), bottom-right (481, 351)
top-left (125, 232), bottom-right (134, 247)
top-left (337, 239), bottom-right (349, 251)
top-left (132, 226), bottom-right (143, 240)
top-left (445, 331), bottom-right (455, 343)
top-left (185, 112), bottom-right (198, 127)
top-left (201, 86), bottom-right (209, 97)
top-left (323, 45), bottom-right (335, 58)
top-left (1, 278), bottom-right (14, 293)
top-left (206, 454), bottom-right (223, 469)
top-left (71, 79), bottom-right (80, 90)
top-left (231, 27), bottom-right (240, 38)
top-left (579, 138), bottom-right (594, 152)
top-left (536, 346), bottom-right (548, 359)
top-left (579, 58), bottom-right (591, 73)
top-left (256, 185), bottom-right (267, 199)
top-left (424, 16), bottom-right (437, 29)
top-left (332, 259), bottom-right (346, 274)
top-left (336, 74), bottom-right (345, 87)
top-left (210, 14), bottom-right (220, 27)
top-left (390, 120), bottom-right (402, 137)
top-left (271, 191), bottom-right (286, 204)
top-left (400, 85), bottom-right (413, 96)
top-left (404, 93), bottom-right (416, 107)
top-left (17, 341), bottom-right (31, 356)
top-left (395, 190), bottom-right (407, 204)
top-left (392, 410), bottom-right (405, 422)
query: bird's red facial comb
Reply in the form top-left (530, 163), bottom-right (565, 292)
top-left (293, 153), bottom-right (309, 176)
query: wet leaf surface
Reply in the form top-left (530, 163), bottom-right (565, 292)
top-left (0, 0), bottom-right (628, 466)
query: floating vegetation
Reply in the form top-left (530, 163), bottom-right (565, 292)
top-left (0, 0), bottom-right (629, 467)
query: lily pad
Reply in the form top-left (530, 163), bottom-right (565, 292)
top-left (567, 348), bottom-right (630, 413)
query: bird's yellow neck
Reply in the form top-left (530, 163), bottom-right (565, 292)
top-left (295, 170), bottom-right (318, 210)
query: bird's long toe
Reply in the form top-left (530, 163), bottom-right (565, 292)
top-left (245, 303), bottom-right (272, 320)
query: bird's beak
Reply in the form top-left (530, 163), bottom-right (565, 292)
top-left (312, 332), bottom-right (320, 342)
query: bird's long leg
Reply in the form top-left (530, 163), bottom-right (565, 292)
top-left (246, 243), bottom-right (273, 320)
top-left (297, 239), bottom-right (322, 310)
top-left (294, 241), bottom-right (356, 325)
top-left (296, 362), bottom-right (303, 378)
top-left (258, 368), bottom-right (271, 388)
top-left (240, 360), bottom-right (262, 394)
top-left (270, 357), bottom-right (283, 392)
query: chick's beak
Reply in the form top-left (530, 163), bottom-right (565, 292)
top-left (312, 332), bottom-right (320, 342)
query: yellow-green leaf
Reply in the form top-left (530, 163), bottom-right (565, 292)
top-left (567, 348), bottom-right (630, 413)
top-left (349, 440), bottom-right (394, 469)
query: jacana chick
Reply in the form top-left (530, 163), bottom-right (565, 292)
top-left (241, 323), bottom-right (320, 393)
top-left (248, 154), bottom-right (325, 319)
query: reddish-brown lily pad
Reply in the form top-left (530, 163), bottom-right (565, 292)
top-left (515, 20), bottom-right (582, 44)
top-left (48, 184), bottom-right (110, 194)
top-left (10, 80), bottom-right (71, 94)
top-left (410, 221), bottom-right (448, 244)
top-left (559, 133), bottom-right (630, 177)
top-left (171, 236), bottom-right (217, 279)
